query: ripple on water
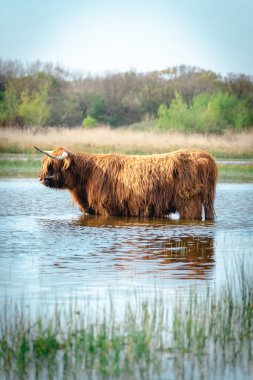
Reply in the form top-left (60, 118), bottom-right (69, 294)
top-left (0, 180), bottom-right (252, 303)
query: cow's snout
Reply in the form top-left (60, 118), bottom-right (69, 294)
top-left (39, 175), bottom-right (56, 188)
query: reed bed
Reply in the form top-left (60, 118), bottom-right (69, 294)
top-left (1, 126), bottom-right (253, 157)
top-left (1, 264), bottom-right (253, 379)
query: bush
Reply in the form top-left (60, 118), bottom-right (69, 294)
top-left (156, 91), bottom-right (253, 133)
top-left (82, 115), bottom-right (97, 128)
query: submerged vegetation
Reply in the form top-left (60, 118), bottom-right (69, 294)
top-left (0, 263), bottom-right (253, 379)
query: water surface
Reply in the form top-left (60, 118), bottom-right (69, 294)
top-left (0, 179), bottom-right (252, 305)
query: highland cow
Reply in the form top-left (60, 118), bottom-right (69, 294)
top-left (35, 146), bottom-right (218, 220)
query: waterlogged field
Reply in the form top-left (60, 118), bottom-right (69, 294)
top-left (0, 178), bottom-right (253, 379)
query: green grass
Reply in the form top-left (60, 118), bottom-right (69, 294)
top-left (0, 159), bottom-right (41, 177)
top-left (0, 144), bottom-right (35, 154)
top-left (1, 264), bottom-right (253, 380)
top-left (0, 156), bottom-right (252, 181)
top-left (218, 164), bottom-right (253, 182)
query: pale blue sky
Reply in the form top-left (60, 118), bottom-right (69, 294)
top-left (0, 0), bottom-right (252, 75)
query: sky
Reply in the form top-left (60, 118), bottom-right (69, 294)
top-left (0, 0), bottom-right (253, 76)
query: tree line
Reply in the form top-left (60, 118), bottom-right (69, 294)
top-left (0, 59), bottom-right (253, 132)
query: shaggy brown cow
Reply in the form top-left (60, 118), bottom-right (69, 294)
top-left (35, 146), bottom-right (218, 220)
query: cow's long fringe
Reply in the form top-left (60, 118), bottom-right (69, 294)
top-left (41, 148), bottom-right (218, 220)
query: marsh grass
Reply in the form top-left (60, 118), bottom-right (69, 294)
top-left (0, 159), bottom-right (40, 177)
top-left (217, 164), bottom-right (253, 181)
top-left (1, 265), bottom-right (253, 380)
top-left (1, 126), bottom-right (253, 157)
top-left (0, 157), bottom-right (252, 181)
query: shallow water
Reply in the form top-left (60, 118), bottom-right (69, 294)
top-left (0, 179), bottom-right (253, 306)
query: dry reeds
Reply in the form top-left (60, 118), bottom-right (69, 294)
top-left (1, 126), bottom-right (253, 157)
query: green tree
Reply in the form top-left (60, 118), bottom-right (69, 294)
top-left (86, 94), bottom-right (106, 121)
top-left (0, 81), bottom-right (19, 125)
top-left (156, 91), bottom-right (253, 133)
top-left (18, 84), bottom-right (50, 126)
top-left (190, 92), bottom-right (220, 132)
top-left (157, 91), bottom-right (189, 131)
top-left (191, 92), bottom-right (252, 132)
top-left (231, 98), bottom-right (251, 130)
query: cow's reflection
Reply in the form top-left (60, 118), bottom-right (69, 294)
top-left (77, 215), bottom-right (215, 280)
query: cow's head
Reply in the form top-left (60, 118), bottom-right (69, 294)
top-left (35, 146), bottom-right (73, 189)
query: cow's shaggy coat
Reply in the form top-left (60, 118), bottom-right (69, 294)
top-left (39, 148), bottom-right (218, 220)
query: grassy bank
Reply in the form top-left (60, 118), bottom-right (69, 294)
top-left (0, 157), bottom-right (252, 181)
top-left (0, 158), bottom-right (40, 177)
top-left (1, 265), bottom-right (253, 380)
top-left (217, 163), bottom-right (253, 182)
top-left (1, 126), bottom-right (252, 180)
top-left (1, 126), bottom-right (253, 158)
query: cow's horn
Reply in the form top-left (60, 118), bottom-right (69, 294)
top-left (34, 146), bottom-right (68, 160)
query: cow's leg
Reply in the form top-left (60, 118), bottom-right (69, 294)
top-left (179, 196), bottom-right (202, 220)
top-left (204, 202), bottom-right (215, 220)
top-left (203, 190), bottom-right (215, 220)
